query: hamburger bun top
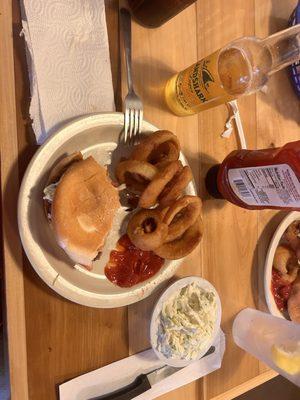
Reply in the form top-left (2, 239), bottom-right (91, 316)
top-left (51, 156), bottom-right (120, 267)
top-left (47, 151), bottom-right (83, 185)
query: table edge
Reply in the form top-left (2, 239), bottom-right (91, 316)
top-left (208, 370), bottom-right (278, 400)
top-left (0, 1), bottom-right (29, 399)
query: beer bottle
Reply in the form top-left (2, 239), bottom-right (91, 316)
top-left (165, 25), bottom-right (300, 115)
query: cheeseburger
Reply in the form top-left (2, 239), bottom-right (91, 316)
top-left (43, 152), bottom-right (120, 269)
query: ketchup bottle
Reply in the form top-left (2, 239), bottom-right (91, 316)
top-left (205, 141), bottom-right (300, 210)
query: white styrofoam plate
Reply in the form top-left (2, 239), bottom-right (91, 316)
top-left (264, 211), bottom-right (300, 319)
top-left (18, 113), bottom-right (197, 308)
top-left (150, 276), bottom-right (221, 367)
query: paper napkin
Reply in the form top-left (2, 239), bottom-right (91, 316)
top-left (59, 331), bottom-right (225, 400)
top-left (21, 0), bottom-right (115, 144)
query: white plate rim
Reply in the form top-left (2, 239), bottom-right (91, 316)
top-left (18, 112), bottom-right (197, 308)
top-left (264, 211), bottom-right (300, 319)
top-left (150, 276), bottom-right (222, 367)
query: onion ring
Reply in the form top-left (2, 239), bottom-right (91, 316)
top-left (280, 267), bottom-right (299, 284)
top-left (127, 209), bottom-right (168, 251)
top-left (159, 166), bottom-right (193, 207)
top-left (116, 160), bottom-right (158, 186)
top-left (288, 276), bottom-right (300, 323)
top-left (147, 141), bottom-right (180, 164)
top-left (123, 175), bottom-right (149, 193)
top-left (284, 221), bottom-right (300, 259)
top-left (155, 159), bottom-right (182, 171)
top-left (154, 216), bottom-right (203, 260)
top-left (156, 205), bottom-right (170, 220)
top-left (131, 130), bottom-right (180, 164)
top-left (163, 195), bottom-right (202, 242)
top-left (139, 161), bottom-right (182, 208)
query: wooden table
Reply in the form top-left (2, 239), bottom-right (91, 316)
top-left (1, 1), bottom-right (299, 399)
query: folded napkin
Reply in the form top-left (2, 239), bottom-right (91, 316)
top-left (21, 0), bottom-right (115, 144)
top-left (59, 331), bottom-right (225, 400)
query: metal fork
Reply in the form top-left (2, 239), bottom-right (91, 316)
top-left (120, 8), bottom-right (143, 144)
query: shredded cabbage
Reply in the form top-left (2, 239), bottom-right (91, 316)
top-left (156, 282), bottom-right (217, 360)
top-left (43, 182), bottom-right (58, 202)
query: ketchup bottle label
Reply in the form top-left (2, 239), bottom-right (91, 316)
top-left (228, 164), bottom-right (300, 207)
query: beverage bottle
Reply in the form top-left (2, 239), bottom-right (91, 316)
top-left (205, 140), bottom-right (300, 211)
top-left (165, 25), bottom-right (300, 115)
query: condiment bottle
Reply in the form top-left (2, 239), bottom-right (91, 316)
top-left (165, 25), bottom-right (300, 115)
top-left (127, 0), bottom-right (196, 28)
top-left (205, 140), bottom-right (300, 211)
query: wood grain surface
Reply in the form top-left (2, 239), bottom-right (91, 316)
top-left (1, 0), bottom-right (299, 399)
top-left (197, 1), bottom-right (259, 397)
top-left (0, 1), bottom-right (29, 399)
top-left (3, 1), bottom-right (128, 400)
top-left (127, 0), bottom-right (299, 399)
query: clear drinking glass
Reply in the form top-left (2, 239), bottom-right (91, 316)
top-left (233, 308), bottom-right (300, 387)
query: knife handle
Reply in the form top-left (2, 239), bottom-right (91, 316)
top-left (90, 374), bottom-right (151, 400)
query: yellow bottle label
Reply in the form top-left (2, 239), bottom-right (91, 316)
top-left (168, 49), bottom-right (236, 115)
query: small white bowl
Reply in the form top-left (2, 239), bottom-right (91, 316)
top-left (150, 276), bottom-right (221, 367)
top-left (264, 211), bottom-right (300, 319)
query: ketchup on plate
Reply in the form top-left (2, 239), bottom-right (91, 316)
top-left (206, 140), bottom-right (300, 210)
top-left (105, 235), bottom-right (165, 288)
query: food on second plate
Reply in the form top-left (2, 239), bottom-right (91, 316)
top-left (273, 245), bottom-right (299, 283)
top-left (155, 282), bottom-right (217, 360)
top-left (116, 130), bottom-right (193, 208)
top-left (271, 221), bottom-right (300, 322)
top-left (126, 195), bottom-right (203, 260)
top-left (288, 275), bottom-right (300, 323)
top-left (271, 269), bottom-right (293, 313)
top-left (43, 153), bottom-right (120, 269)
top-left (105, 234), bottom-right (165, 288)
top-left (284, 221), bottom-right (300, 260)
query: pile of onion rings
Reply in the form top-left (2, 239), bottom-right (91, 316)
top-left (127, 195), bottom-right (203, 260)
top-left (116, 130), bottom-right (203, 260)
top-left (116, 130), bottom-right (193, 208)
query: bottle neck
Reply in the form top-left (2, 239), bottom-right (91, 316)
top-left (262, 25), bottom-right (300, 75)
top-left (205, 164), bottom-right (224, 199)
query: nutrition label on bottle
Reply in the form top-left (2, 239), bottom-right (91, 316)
top-left (228, 164), bottom-right (300, 207)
